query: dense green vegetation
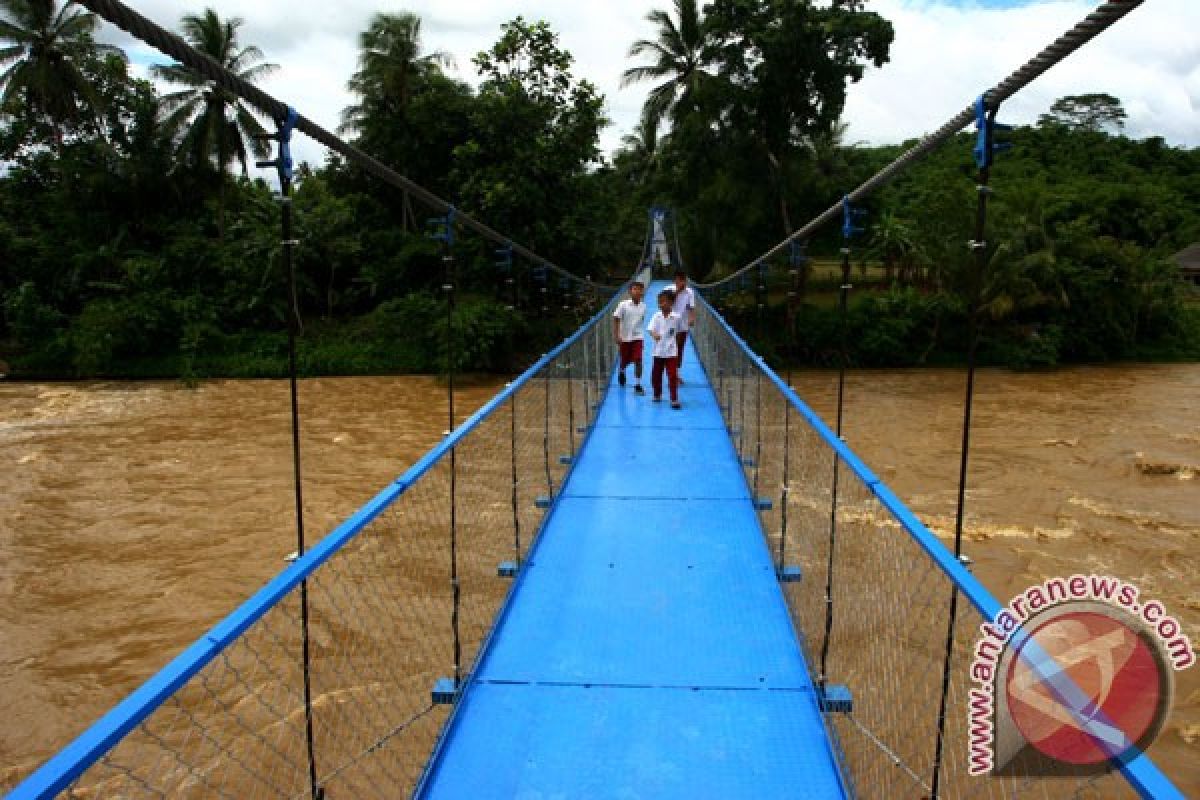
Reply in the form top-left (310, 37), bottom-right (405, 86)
top-left (713, 125), bottom-right (1200, 368)
top-left (1, 0), bottom-right (1196, 379)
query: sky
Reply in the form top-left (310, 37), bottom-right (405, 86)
top-left (99, 0), bottom-right (1199, 172)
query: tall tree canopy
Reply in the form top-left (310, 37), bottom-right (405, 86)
top-left (1038, 93), bottom-right (1127, 133)
top-left (620, 0), bottom-right (713, 131)
top-left (153, 8), bottom-right (276, 176)
top-left (453, 17), bottom-right (607, 256)
top-left (703, 0), bottom-right (893, 234)
top-left (0, 0), bottom-right (121, 144)
top-left (339, 11), bottom-right (453, 134)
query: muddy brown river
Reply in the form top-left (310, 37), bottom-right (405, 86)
top-left (1, 367), bottom-right (1196, 793)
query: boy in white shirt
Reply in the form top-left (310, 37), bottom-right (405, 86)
top-left (612, 280), bottom-right (646, 394)
top-left (671, 270), bottom-right (697, 379)
top-left (646, 288), bottom-right (683, 409)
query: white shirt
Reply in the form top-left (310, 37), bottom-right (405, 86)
top-left (647, 311), bottom-right (681, 359)
top-left (613, 298), bottom-right (646, 341)
top-left (672, 286), bottom-right (696, 332)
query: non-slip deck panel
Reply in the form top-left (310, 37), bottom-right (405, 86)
top-left (475, 497), bottom-right (808, 688)
top-left (418, 683), bottom-right (843, 800)
top-left (419, 283), bottom-right (845, 799)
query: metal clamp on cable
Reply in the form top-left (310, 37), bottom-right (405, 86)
top-left (495, 242), bottom-right (514, 278)
top-left (841, 195), bottom-right (867, 241)
top-left (253, 107), bottom-right (298, 185)
top-left (426, 206), bottom-right (457, 247)
top-left (973, 94), bottom-right (1012, 170)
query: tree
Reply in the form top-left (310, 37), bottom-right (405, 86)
top-left (615, 110), bottom-right (660, 188)
top-left (453, 17), bottom-right (606, 259)
top-left (339, 11), bottom-right (455, 229)
top-left (0, 0), bottom-right (122, 146)
top-left (703, 0), bottom-right (893, 235)
top-left (153, 9), bottom-right (277, 177)
top-left (339, 12), bottom-right (452, 134)
top-left (1038, 93), bottom-right (1126, 133)
top-left (870, 211), bottom-right (920, 287)
top-left (620, 0), bottom-right (713, 131)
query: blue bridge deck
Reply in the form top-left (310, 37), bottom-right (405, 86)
top-left (418, 284), bottom-right (846, 799)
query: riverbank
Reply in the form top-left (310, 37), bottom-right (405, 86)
top-left (3, 299), bottom-right (1198, 381)
top-left (719, 288), bottom-right (1200, 370)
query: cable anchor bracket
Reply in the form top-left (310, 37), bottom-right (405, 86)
top-left (973, 94), bottom-right (1013, 170)
top-left (253, 107), bottom-right (298, 185)
top-left (841, 195), bottom-right (867, 241)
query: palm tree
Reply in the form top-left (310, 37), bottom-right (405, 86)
top-left (871, 212), bottom-right (921, 287)
top-left (339, 12), bottom-right (451, 230)
top-left (153, 9), bottom-right (277, 177)
top-left (620, 0), bottom-right (711, 132)
top-left (0, 0), bottom-right (122, 145)
top-left (339, 12), bottom-right (452, 134)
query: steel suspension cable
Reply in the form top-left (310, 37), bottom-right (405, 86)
top-left (74, 0), bottom-right (617, 292)
top-left (697, 0), bottom-right (1146, 290)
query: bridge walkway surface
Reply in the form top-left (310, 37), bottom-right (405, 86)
top-left (417, 282), bottom-right (847, 799)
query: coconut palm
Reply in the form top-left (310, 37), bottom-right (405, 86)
top-left (615, 110), bottom-right (661, 188)
top-left (0, 0), bottom-right (122, 144)
top-left (339, 11), bottom-right (452, 134)
top-left (620, 0), bottom-right (712, 131)
top-left (153, 9), bottom-right (277, 176)
top-left (871, 212), bottom-right (921, 287)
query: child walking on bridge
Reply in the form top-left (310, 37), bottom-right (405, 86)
top-left (671, 270), bottom-right (696, 381)
top-left (647, 289), bottom-right (683, 410)
top-left (612, 280), bottom-right (646, 395)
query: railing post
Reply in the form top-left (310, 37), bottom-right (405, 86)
top-left (778, 242), bottom-right (804, 574)
top-left (510, 392), bottom-right (522, 567)
top-left (543, 362), bottom-right (553, 499)
top-left (819, 198), bottom-right (865, 695)
top-left (428, 208), bottom-right (463, 694)
top-left (254, 109), bottom-right (323, 800)
top-left (930, 95), bottom-right (1009, 798)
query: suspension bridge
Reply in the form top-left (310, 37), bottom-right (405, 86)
top-left (7, 1), bottom-right (1188, 798)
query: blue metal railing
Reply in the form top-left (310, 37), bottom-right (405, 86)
top-left (10, 279), bottom-right (1183, 799)
top-left (10, 293), bottom-right (625, 800)
top-left (692, 296), bottom-right (1183, 800)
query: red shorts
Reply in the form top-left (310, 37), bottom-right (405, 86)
top-left (618, 339), bottom-right (644, 368)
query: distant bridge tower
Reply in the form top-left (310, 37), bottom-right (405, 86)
top-left (642, 207), bottom-right (686, 278)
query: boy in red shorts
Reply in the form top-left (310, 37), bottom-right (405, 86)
top-left (612, 280), bottom-right (646, 394)
top-left (647, 288), bottom-right (682, 409)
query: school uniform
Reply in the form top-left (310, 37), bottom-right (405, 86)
top-left (647, 310), bottom-right (682, 404)
top-left (613, 298), bottom-right (646, 370)
top-left (672, 285), bottom-right (696, 369)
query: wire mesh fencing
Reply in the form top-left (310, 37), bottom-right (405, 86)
top-left (691, 299), bottom-right (1147, 800)
top-left (27, 294), bottom-right (619, 800)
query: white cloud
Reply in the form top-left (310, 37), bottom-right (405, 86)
top-left (843, 0), bottom-right (1200, 147)
top-left (96, 0), bottom-right (1196, 180)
